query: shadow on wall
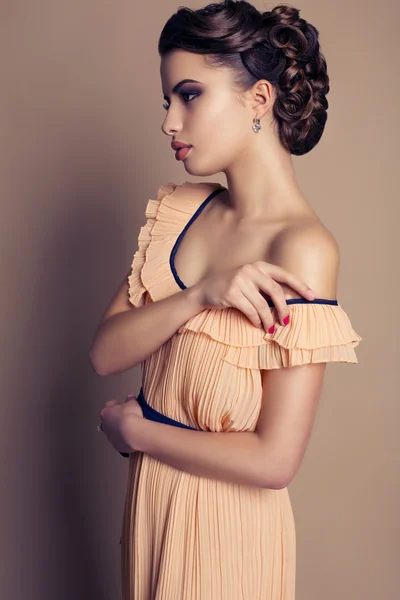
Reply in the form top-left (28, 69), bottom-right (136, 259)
top-left (12, 130), bottom-right (137, 599)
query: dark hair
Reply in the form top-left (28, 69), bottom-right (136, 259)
top-left (158, 1), bottom-right (330, 156)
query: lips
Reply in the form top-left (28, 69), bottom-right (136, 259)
top-left (171, 140), bottom-right (192, 151)
top-left (175, 146), bottom-right (192, 161)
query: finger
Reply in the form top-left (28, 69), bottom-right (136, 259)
top-left (241, 284), bottom-right (276, 331)
top-left (256, 262), bottom-right (317, 301)
top-left (104, 400), bottom-right (118, 411)
top-left (125, 394), bottom-right (136, 403)
top-left (251, 270), bottom-right (290, 327)
top-left (229, 290), bottom-right (267, 330)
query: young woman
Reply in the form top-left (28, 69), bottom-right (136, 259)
top-left (89, 2), bottom-right (362, 598)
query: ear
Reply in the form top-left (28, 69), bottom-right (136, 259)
top-left (250, 79), bottom-right (275, 117)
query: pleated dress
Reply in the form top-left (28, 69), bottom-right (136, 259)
top-left (120, 180), bottom-right (362, 600)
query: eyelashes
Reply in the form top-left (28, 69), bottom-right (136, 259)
top-left (162, 91), bottom-right (200, 111)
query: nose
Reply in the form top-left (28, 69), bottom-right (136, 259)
top-left (161, 122), bottom-right (181, 137)
top-left (161, 109), bottom-right (183, 138)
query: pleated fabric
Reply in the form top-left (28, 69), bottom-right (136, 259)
top-left (120, 181), bottom-right (363, 599)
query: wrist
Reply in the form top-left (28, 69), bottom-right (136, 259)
top-left (120, 413), bottom-right (145, 453)
top-left (184, 282), bottom-right (205, 313)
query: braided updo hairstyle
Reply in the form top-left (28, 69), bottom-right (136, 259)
top-left (158, 1), bottom-right (330, 156)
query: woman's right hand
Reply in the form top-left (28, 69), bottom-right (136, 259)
top-left (192, 261), bottom-right (317, 331)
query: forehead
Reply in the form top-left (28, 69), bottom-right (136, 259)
top-left (160, 49), bottom-right (225, 92)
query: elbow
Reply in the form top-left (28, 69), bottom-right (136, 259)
top-left (261, 474), bottom-right (292, 491)
top-left (272, 474), bottom-right (292, 490)
top-left (88, 349), bottom-right (109, 377)
top-left (258, 454), bottom-right (295, 490)
top-left (88, 349), bottom-right (134, 377)
top-left (269, 464), bottom-right (297, 490)
top-left (260, 476), bottom-right (290, 491)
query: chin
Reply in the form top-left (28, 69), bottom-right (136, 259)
top-left (183, 159), bottom-right (221, 178)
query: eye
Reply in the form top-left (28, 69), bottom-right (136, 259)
top-left (162, 90), bottom-right (199, 111)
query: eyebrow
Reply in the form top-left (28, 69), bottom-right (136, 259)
top-left (163, 79), bottom-right (202, 101)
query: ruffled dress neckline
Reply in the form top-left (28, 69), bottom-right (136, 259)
top-left (127, 180), bottom-right (362, 369)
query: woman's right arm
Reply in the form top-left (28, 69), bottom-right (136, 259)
top-left (88, 275), bottom-right (204, 376)
top-left (89, 261), bottom-right (316, 377)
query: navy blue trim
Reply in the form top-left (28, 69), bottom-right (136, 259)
top-left (264, 296), bottom-right (338, 307)
top-left (136, 388), bottom-right (198, 430)
top-left (169, 186), bottom-right (227, 290)
top-left (119, 293), bottom-right (337, 459)
top-left (168, 186), bottom-right (338, 307)
top-left (119, 387), bottom-right (198, 458)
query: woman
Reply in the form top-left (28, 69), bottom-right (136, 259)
top-left (89, 2), bottom-right (362, 598)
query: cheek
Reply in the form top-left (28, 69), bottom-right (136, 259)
top-left (193, 103), bottom-right (224, 138)
top-left (196, 101), bottom-right (246, 151)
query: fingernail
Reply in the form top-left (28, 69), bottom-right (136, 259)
top-left (307, 289), bottom-right (316, 299)
top-left (268, 325), bottom-right (275, 334)
top-left (283, 315), bottom-right (290, 326)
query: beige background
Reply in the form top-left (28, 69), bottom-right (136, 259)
top-left (1, 0), bottom-right (398, 598)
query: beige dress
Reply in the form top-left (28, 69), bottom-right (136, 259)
top-left (120, 181), bottom-right (362, 599)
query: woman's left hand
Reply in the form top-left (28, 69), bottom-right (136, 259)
top-left (100, 394), bottom-right (143, 454)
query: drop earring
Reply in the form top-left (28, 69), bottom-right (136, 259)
top-left (252, 116), bottom-right (262, 133)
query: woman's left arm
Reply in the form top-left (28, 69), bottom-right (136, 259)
top-left (120, 225), bottom-right (338, 490)
top-left (121, 360), bottom-right (326, 490)
top-left (120, 414), bottom-right (277, 488)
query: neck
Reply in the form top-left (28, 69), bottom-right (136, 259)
top-left (221, 136), bottom-right (313, 222)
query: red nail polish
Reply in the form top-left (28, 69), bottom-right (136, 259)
top-left (268, 325), bottom-right (275, 334)
top-left (283, 315), bottom-right (290, 326)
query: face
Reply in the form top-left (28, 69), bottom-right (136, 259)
top-left (160, 49), bottom-right (272, 177)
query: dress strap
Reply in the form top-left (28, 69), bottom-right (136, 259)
top-left (119, 387), bottom-right (199, 458)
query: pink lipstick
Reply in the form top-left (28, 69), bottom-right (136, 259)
top-left (175, 146), bottom-right (192, 160)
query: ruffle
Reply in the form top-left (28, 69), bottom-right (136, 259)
top-left (177, 302), bottom-right (362, 369)
top-left (127, 181), bottom-right (362, 370)
top-left (127, 181), bottom-right (224, 307)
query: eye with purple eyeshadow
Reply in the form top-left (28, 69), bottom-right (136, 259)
top-left (162, 90), bottom-right (200, 111)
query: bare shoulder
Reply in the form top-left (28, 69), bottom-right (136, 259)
top-left (271, 218), bottom-right (340, 260)
top-left (269, 218), bottom-right (340, 299)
